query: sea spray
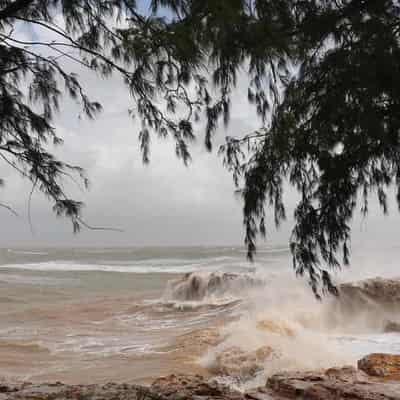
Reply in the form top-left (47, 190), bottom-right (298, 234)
top-left (193, 273), bottom-right (400, 389)
top-left (197, 274), bottom-right (351, 389)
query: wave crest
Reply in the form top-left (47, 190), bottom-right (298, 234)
top-left (163, 271), bottom-right (264, 303)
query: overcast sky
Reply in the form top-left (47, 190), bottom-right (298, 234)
top-left (0, 2), bottom-right (399, 251)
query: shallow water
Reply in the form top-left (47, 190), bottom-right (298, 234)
top-left (0, 246), bottom-right (399, 387)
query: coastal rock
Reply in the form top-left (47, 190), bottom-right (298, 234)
top-left (0, 359), bottom-right (400, 400)
top-left (164, 272), bottom-right (263, 302)
top-left (0, 382), bottom-right (167, 400)
top-left (358, 353), bottom-right (400, 380)
top-left (209, 346), bottom-right (275, 380)
top-left (151, 374), bottom-right (245, 400)
top-left (266, 366), bottom-right (400, 399)
top-left (256, 320), bottom-right (295, 337)
top-left (172, 327), bottom-right (223, 357)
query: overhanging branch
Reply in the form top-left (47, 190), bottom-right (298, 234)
top-left (0, 0), bottom-right (34, 20)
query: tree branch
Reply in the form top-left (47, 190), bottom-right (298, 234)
top-left (0, 0), bottom-right (34, 20)
top-left (0, 202), bottom-right (19, 216)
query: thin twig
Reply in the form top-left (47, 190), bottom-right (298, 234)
top-left (0, 202), bottom-right (19, 216)
top-left (27, 177), bottom-right (37, 235)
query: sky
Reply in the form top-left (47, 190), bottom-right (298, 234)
top-left (0, 2), bottom-right (400, 252)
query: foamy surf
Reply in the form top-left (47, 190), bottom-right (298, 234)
top-left (0, 259), bottom-right (256, 275)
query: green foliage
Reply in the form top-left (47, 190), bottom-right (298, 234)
top-left (0, 0), bottom-right (399, 295)
top-left (221, 0), bottom-right (400, 297)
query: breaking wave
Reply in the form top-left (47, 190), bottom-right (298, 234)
top-left (184, 274), bottom-right (400, 390)
top-left (0, 257), bottom-right (256, 275)
top-left (162, 271), bottom-right (264, 303)
top-left (0, 261), bottom-right (214, 274)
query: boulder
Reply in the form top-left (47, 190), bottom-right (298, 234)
top-left (358, 353), bottom-right (400, 380)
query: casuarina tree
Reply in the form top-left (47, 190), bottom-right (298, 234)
top-left (1, 0), bottom-right (399, 296)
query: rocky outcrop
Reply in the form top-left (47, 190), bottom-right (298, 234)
top-left (358, 353), bottom-right (400, 380)
top-left (1, 353), bottom-right (400, 400)
top-left (0, 382), bottom-right (166, 400)
top-left (151, 374), bottom-right (246, 400)
top-left (262, 353), bottom-right (400, 399)
top-left (154, 362), bottom-right (400, 400)
top-left (171, 327), bottom-right (223, 357)
top-left (209, 346), bottom-right (275, 380)
top-left (164, 272), bottom-right (263, 302)
top-left (265, 366), bottom-right (400, 399)
top-left (256, 320), bottom-right (295, 337)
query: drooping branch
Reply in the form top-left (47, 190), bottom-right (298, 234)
top-left (0, 0), bottom-right (34, 20)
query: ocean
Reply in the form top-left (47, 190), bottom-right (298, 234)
top-left (0, 245), bottom-right (399, 389)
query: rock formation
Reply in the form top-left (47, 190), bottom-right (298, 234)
top-left (256, 320), bottom-right (295, 337)
top-left (209, 345), bottom-right (275, 380)
top-left (151, 374), bottom-right (245, 400)
top-left (1, 353), bottom-right (400, 399)
top-left (263, 366), bottom-right (400, 399)
top-left (358, 353), bottom-right (400, 380)
top-left (260, 353), bottom-right (400, 399)
top-left (0, 382), bottom-right (165, 400)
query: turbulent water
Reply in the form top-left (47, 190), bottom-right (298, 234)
top-left (0, 245), bottom-right (399, 389)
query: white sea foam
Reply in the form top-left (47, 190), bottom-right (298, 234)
top-left (0, 258), bottom-right (256, 274)
top-left (0, 261), bottom-right (212, 273)
top-left (7, 249), bottom-right (49, 255)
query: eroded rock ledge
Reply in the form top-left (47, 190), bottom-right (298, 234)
top-left (264, 366), bottom-right (400, 399)
top-left (1, 353), bottom-right (400, 400)
top-left (251, 353), bottom-right (400, 399)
